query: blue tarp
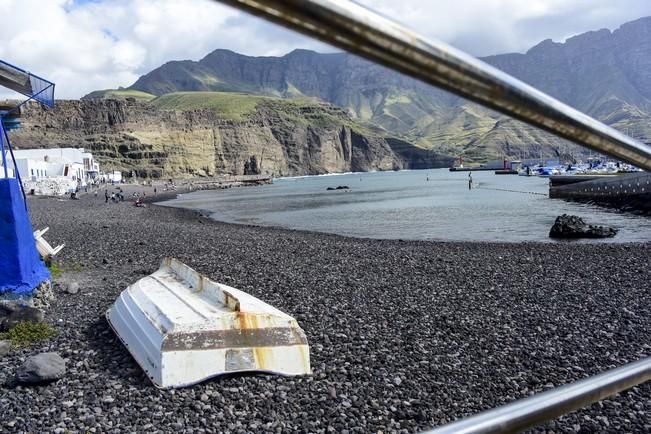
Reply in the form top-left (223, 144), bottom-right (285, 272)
top-left (0, 178), bottom-right (50, 296)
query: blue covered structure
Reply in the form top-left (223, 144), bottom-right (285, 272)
top-left (0, 178), bottom-right (50, 296)
top-left (0, 59), bottom-right (55, 297)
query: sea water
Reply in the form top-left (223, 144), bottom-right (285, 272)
top-left (161, 169), bottom-right (651, 243)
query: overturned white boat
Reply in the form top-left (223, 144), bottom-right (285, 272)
top-left (106, 258), bottom-right (311, 388)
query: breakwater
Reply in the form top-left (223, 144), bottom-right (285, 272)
top-left (550, 172), bottom-right (651, 213)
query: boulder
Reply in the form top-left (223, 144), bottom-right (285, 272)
top-left (0, 303), bottom-right (45, 332)
top-left (0, 340), bottom-right (11, 357)
top-left (549, 214), bottom-right (618, 239)
top-left (16, 352), bottom-right (66, 384)
top-left (64, 282), bottom-right (79, 295)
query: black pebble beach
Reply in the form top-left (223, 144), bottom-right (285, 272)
top-left (1, 189), bottom-right (649, 433)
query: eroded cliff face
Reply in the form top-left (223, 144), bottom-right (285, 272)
top-left (126, 17), bottom-right (651, 161)
top-left (10, 99), bottom-right (451, 178)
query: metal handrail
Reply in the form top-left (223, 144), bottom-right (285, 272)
top-left (212, 1), bottom-right (651, 432)
top-left (427, 357), bottom-right (651, 434)
top-left (214, 0), bottom-right (651, 171)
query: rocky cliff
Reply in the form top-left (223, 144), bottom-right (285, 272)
top-left (10, 98), bottom-right (452, 178)
top-left (124, 16), bottom-right (651, 161)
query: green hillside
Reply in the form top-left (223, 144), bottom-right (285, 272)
top-left (149, 92), bottom-right (267, 121)
top-left (83, 88), bottom-right (156, 101)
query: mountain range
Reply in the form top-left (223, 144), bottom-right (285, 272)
top-left (101, 16), bottom-right (651, 162)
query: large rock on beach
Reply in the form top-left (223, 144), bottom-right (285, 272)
top-left (16, 352), bottom-right (66, 384)
top-left (549, 214), bottom-right (618, 239)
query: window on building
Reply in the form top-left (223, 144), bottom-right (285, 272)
top-left (31, 169), bottom-right (34, 176)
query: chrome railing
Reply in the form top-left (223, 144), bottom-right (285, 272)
top-left (214, 0), bottom-right (651, 171)
top-left (427, 357), bottom-right (651, 433)
top-left (213, 1), bottom-right (651, 432)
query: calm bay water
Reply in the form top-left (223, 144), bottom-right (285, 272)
top-left (161, 169), bottom-right (651, 243)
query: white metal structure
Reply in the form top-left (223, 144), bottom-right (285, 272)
top-left (33, 227), bottom-right (65, 258)
top-left (106, 258), bottom-right (311, 388)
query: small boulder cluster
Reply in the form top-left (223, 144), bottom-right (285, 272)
top-left (0, 291), bottom-right (67, 385)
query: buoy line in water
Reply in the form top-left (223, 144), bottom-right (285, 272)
top-left (476, 186), bottom-right (547, 196)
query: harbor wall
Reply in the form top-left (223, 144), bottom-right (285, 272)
top-left (549, 172), bottom-right (651, 213)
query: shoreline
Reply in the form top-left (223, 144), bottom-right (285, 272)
top-left (149, 179), bottom-right (651, 246)
top-left (1, 192), bottom-right (649, 433)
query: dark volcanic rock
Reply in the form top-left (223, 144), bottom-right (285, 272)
top-left (12, 99), bottom-right (453, 179)
top-left (549, 214), bottom-right (618, 238)
top-left (0, 304), bottom-right (44, 331)
top-left (16, 352), bottom-right (66, 384)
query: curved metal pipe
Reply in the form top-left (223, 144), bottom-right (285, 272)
top-left (426, 356), bottom-right (651, 434)
top-left (213, 0), bottom-right (651, 170)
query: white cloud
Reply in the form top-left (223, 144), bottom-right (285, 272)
top-left (0, 0), bottom-right (649, 99)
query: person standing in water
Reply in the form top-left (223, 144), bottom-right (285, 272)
top-left (468, 171), bottom-right (473, 190)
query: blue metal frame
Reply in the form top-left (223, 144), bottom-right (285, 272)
top-left (1, 125), bottom-right (7, 179)
top-left (0, 58), bottom-right (55, 207)
top-left (0, 59), bottom-right (55, 110)
top-left (0, 121), bottom-right (27, 207)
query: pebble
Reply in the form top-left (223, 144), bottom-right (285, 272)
top-left (0, 340), bottom-right (11, 357)
top-left (65, 282), bottom-right (80, 295)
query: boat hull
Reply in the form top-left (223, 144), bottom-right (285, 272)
top-left (106, 258), bottom-right (311, 388)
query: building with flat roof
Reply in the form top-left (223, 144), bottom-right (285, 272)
top-left (9, 147), bottom-right (100, 185)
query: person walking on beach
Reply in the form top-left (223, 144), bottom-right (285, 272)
top-left (468, 171), bottom-right (473, 190)
top-left (104, 189), bottom-right (109, 203)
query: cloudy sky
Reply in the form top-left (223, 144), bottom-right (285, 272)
top-left (2, 0), bottom-right (651, 99)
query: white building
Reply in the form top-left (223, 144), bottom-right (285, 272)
top-left (106, 170), bottom-right (122, 183)
top-left (0, 165), bottom-right (15, 178)
top-left (15, 158), bottom-right (49, 180)
top-left (10, 148), bottom-right (100, 186)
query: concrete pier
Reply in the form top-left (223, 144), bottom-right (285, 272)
top-left (549, 172), bottom-right (651, 213)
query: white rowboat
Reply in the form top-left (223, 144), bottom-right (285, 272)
top-left (106, 258), bottom-right (311, 388)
